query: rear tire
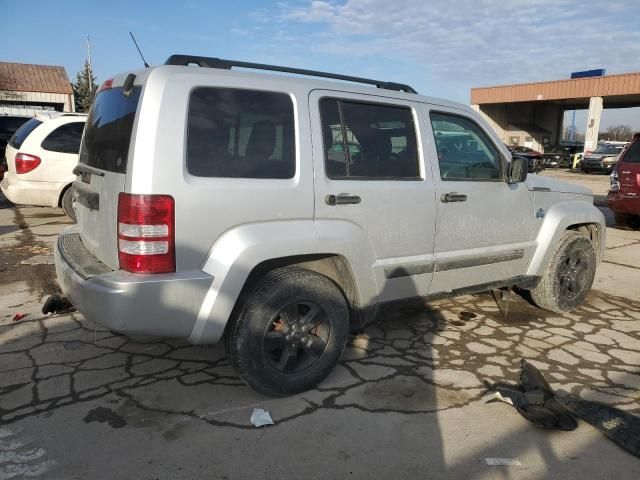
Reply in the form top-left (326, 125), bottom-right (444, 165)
top-left (61, 186), bottom-right (76, 222)
top-left (629, 215), bottom-right (640, 231)
top-left (225, 267), bottom-right (350, 396)
top-left (529, 231), bottom-right (596, 313)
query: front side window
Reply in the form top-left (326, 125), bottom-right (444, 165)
top-left (41, 122), bottom-right (85, 154)
top-left (187, 88), bottom-right (295, 179)
top-left (320, 98), bottom-right (419, 179)
top-left (430, 112), bottom-right (502, 181)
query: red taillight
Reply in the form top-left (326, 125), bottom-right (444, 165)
top-left (117, 193), bottom-right (175, 274)
top-left (99, 78), bottom-right (114, 92)
top-left (15, 153), bottom-right (41, 174)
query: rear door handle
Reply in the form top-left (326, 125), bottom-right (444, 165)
top-left (440, 192), bottom-right (467, 203)
top-left (326, 194), bottom-right (361, 206)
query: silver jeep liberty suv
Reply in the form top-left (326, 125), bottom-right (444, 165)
top-left (55, 55), bottom-right (605, 396)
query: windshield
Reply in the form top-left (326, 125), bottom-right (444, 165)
top-left (593, 145), bottom-right (623, 155)
top-left (80, 86), bottom-right (142, 173)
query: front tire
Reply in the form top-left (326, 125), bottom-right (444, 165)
top-left (529, 231), bottom-right (597, 313)
top-left (225, 267), bottom-right (350, 396)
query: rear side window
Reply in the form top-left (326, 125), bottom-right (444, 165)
top-left (41, 122), bottom-right (85, 154)
top-left (81, 86), bottom-right (142, 173)
top-left (320, 98), bottom-right (419, 179)
top-left (430, 112), bottom-right (502, 181)
top-left (187, 88), bottom-right (295, 179)
top-left (9, 119), bottom-right (42, 149)
top-left (621, 140), bottom-right (640, 164)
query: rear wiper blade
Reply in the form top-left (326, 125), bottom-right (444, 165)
top-left (73, 164), bottom-right (105, 177)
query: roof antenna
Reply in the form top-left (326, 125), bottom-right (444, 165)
top-left (129, 32), bottom-right (150, 68)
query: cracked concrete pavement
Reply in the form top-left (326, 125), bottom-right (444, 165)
top-left (1, 175), bottom-right (640, 479)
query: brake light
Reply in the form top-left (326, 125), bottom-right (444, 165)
top-left (15, 153), bottom-right (41, 174)
top-left (117, 193), bottom-right (175, 273)
top-left (99, 78), bottom-right (113, 92)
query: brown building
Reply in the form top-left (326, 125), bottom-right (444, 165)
top-left (471, 72), bottom-right (640, 152)
top-left (0, 61), bottom-right (75, 116)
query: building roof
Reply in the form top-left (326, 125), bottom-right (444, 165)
top-left (0, 61), bottom-right (73, 95)
top-left (471, 71), bottom-right (640, 106)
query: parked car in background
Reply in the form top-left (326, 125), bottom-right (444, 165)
top-left (0, 112), bottom-right (86, 220)
top-left (608, 133), bottom-right (640, 230)
top-left (54, 55), bottom-right (604, 396)
top-left (506, 145), bottom-right (544, 173)
top-left (1, 114), bottom-right (31, 180)
top-left (542, 145), bottom-right (580, 168)
top-left (581, 143), bottom-right (626, 173)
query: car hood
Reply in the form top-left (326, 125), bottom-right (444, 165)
top-left (526, 175), bottom-right (592, 196)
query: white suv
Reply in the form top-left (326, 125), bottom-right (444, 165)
top-left (1, 112), bottom-right (87, 220)
top-left (54, 56), bottom-right (605, 396)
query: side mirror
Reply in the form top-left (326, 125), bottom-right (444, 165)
top-left (509, 156), bottom-right (528, 183)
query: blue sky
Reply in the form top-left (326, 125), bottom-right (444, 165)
top-left (2, 0), bottom-right (639, 130)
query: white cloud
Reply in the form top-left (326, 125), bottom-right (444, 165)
top-left (268, 0), bottom-right (640, 86)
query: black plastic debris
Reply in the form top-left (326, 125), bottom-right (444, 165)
top-left (42, 294), bottom-right (74, 315)
top-left (488, 360), bottom-right (640, 458)
top-left (491, 360), bottom-right (578, 431)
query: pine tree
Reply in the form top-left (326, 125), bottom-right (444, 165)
top-left (73, 60), bottom-right (97, 113)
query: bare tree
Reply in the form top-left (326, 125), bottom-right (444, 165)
top-left (563, 126), bottom-right (584, 142)
top-left (600, 125), bottom-right (634, 142)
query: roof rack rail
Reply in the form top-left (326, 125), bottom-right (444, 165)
top-left (164, 54), bottom-right (417, 94)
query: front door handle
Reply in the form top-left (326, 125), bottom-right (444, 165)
top-left (326, 194), bottom-right (361, 206)
top-left (440, 192), bottom-right (467, 203)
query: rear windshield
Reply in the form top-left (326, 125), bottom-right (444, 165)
top-left (80, 86), bottom-right (142, 173)
top-left (0, 116), bottom-right (30, 135)
top-left (621, 139), bottom-right (640, 164)
top-left (9, 119), bottom-right (42, 149)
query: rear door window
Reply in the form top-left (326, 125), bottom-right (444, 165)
top-left (187, 88), bottom-right (295, 179)
top-left (319, 98), bottom-right (419, 179)
top-left (41, 121), bottom-right (85, 154)
top-left (80, 86), bottom-right (142, 173)
top-left (9, 119), bottom-right (42, 149)
top-left (621, 140), bottom-right (640, 164)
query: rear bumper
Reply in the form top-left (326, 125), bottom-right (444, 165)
top-left (0, 172), bottom-right (63, 207)
top-left (54, 228), bottom-right (214, 339)
top-left (608, 191), bottom-right (640, 215)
